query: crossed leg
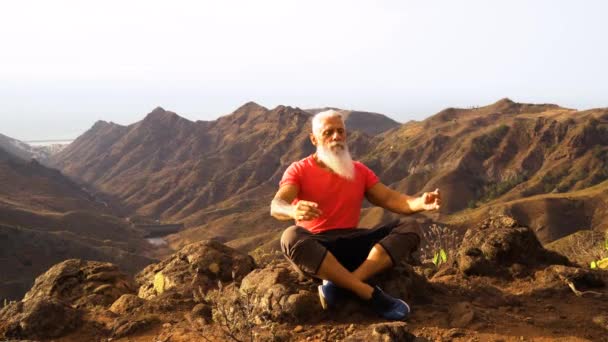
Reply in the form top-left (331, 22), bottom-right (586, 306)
top-left (280, 221), bottom-right (420, 300)
top-left (316, 244), bottom-right (392, 300)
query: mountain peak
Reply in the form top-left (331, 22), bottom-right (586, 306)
top-left (494, 97), bottom-right (515, 106)
top-left (141, 107), bottom-right (190, 125)
top-left (91, 120), bottom-right (111, 128)
top-left (490, 98), bottom-right (519, 111)
top-left (233, 101), bottom-right (267, 113)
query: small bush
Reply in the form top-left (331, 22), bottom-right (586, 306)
top-left (208, 281), bottom-right (256, 342)
top-left (420, 224), bottom-right (462, 267)
top-left (471, 125), bottom-right (509, 160)
top-left (590, 234), bottom-right (608, 269)
top-left (561, 231), bottom-right (608, 269)
top-left (541, 166), bottom-right (570, 193)
top-left (480, 173), bottom-right (527, 203)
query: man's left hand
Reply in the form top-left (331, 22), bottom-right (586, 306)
top-left (419, 188), bottom-right (441, 211)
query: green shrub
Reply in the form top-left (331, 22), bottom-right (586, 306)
top-left (479, 173), bottom-right (527, 203)
top-left (541, 166), bottom-right (570, 193)
top-left (471, 125), bottom-right (510, 159)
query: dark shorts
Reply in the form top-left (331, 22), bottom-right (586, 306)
top-left (280, 219), bottom-right (421, 277)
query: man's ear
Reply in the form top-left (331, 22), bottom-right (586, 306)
top-left (309, 133), bottom-right (317, 146)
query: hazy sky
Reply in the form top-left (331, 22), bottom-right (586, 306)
top-left (1, 0), bottom-right (607, 140)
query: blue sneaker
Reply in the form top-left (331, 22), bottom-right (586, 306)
top-left (370, 286), bottom-right (411, 320)
top-left (318, 280), bottom-right (344, 310)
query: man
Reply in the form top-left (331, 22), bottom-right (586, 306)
top-left (270, 109), bottom-right (441, 321)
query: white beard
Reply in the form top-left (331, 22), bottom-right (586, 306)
top-left (316, 142), bottom-right (355, 180)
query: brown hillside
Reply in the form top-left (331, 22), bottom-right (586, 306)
top-left (0, 147), bottom-right (155, 301)
top-left (50, 104), bottom-right (395, 250)
top-left (306, 107), bottom-right (401, 135)
top-left (0, 224), bottom-right (153, 302)
top-left (51, 99), bottom-right (608, 251)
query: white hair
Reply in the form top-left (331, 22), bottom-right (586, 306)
top-left (312, 109), bottom-right (344, 135)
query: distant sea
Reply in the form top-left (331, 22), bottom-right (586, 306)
top-left (25, 139), bottom-right (74, 146)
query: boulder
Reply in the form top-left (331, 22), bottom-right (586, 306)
top-left (23, 259), bottom-right (137, 309)
top-left (110, 294), bottom-right (145, 315)
top-left (0, 298), bottom-right (80, 339)
top-left (229, 261), bottom-right (433, 324)
top-left (137, 240), bottom-right (255, 300)
top-left (448, 301), bottom-right (475, 328)
top-left (532, 265), bottom-right (605, 296)
top-left (111, 314), bottom-right (160, 338)
top-left (457, 215), bottom-right (570, 276)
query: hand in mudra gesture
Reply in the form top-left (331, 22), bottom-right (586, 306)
top-left (419, 188), bottom-right (441, 211)
top-left (293, 200), bottom-right (323, 221)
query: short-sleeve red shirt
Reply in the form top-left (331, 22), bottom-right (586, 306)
top-left (279, 155), bottom-right (379, 233)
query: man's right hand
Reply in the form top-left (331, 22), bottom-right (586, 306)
top-left (293, 200), bottom-right (322, 221)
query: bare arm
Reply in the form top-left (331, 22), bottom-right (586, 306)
top-left (270, 184), bottom-right (322, 221)
top-left (365, 182), bottom-right (441, 214)
top-left (270, 184), bottom-right (298, 220)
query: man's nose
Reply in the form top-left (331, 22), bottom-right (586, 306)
top-left (331, 132), bottom-right (343, 141)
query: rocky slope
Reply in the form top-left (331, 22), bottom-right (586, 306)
top-left (0, 146), bottom-right (155, 301)
top-left (1, 216), bottom-right (607, 341)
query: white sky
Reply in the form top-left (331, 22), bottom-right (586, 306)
top-left (1, 0), bottom-right (607, 140)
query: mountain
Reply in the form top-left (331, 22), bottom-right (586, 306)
top-left (354, 98), bottom-right (608, 241)
top-left (0, 133), bottom-right (58, 164)
top-left (50, 99), bottom-right (608, 250)
top-left (305, 107), bottom-right (401, 135)
top-left (49, 104), bottom-right (382, 243)
top-left (0, 146), bottom-right (155, 301)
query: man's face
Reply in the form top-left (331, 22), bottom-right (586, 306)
top-left (311, 116), bottom-right (346, 150)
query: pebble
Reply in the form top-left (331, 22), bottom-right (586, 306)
top-left (293, 325), bottom-right (304, 333)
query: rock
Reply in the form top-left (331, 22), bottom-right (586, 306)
top-left (137, 240), bottom-right (255, 300)
top-left (293, 325), bottom-right (304, 333)
top-left (345, 322), bottom-right (415, 342)
top-left (191, 303), bottom-right (212, 323)
top-left (184, 303), bottom-right (213, 331)
top-left (111, 314), bottom-right (160, 338)
top-left (283, 291), bottom-right (319, 321)
top-left (444, 328), bottom-right (466, 338)
top-left (238, 265), bottom-right (318, 322)
top-left (0, 259), bottom-right (136, 340)
top-left (448, 302), bottom-right (475, 328)
top-left (22, 259), bottom-right (136, 309)
top-left (592, 315), bottom-right (608, 331)
top-left (368, 263), bottom-right (435, 306)
top-left (457, 216), bottom-right (570, 277)
top-left (0, 298), bottom-right (80, 339)
top-left (532, 265), bottom-right (605, 295)
top-left (109, 294), bottom-right (145, 315)
top-left (235, 261), bottom-right (433, 324)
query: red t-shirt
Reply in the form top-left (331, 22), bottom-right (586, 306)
top-left (279, 155), bottom-right (379, 233)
